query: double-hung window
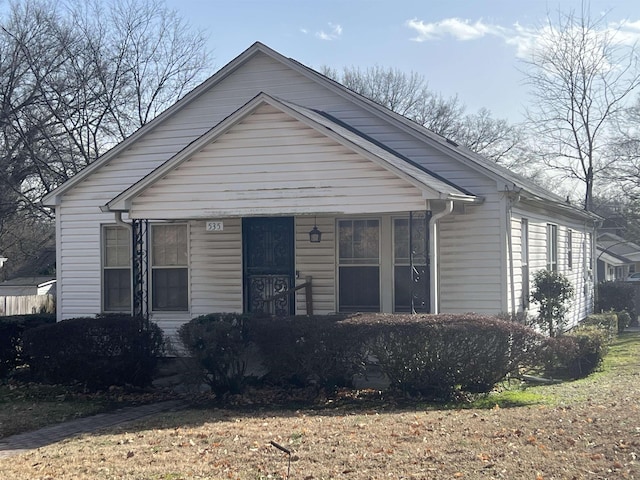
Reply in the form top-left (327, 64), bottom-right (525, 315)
top-left (151, 224), bottom-right (188, 311)
top-left (567, 229), bottom-right (573, 270)
top-left (338, 219), bottom-right (380, 312)
top-left (521, 219), bottom-right (529, 308)
top-left (103, 225), bottom-right (131, 312)
top-left (547, 223), bottom-right (558, 271)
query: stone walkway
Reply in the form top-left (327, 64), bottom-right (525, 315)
top-left (0, 400), bottom-right (185, 459)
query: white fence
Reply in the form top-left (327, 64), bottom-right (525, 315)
top-left (0, 295), bottom-right (55, 316)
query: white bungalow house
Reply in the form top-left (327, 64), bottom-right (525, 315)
top-left (42, 42), bottom-right (599, 337)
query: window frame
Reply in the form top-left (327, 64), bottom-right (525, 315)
top-left (150, 223), bottom-right (189, 312)
top-left (337, 218), bottom-right (381, 313)
top-left (101, 224), bottom-right (132, 313)
top-left (521, 218), bottom-right (529, 309)
top-left (547, 223), bottom-right (558, 272)
top-left (567, 229), bottom-right (573, 270)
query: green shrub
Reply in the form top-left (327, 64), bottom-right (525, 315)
top-left (23, 315), bottom-right (164, 389)
top-left (543, 326), bottom-right (609, 379)
top-left (596, 280), bottom-right (636, 323)
top-left (582, 312), bottom-right (618, 340)
top-left (616, 310), bottom-right (632, 333)
top-left (0, 314), bottom-right (55, 378)
top-left (178, 313), bottom-right (253, 395)
top-left (366, 314), bottom-right (545, 398)
top-left (530, 270), bottom-right (574, 337)
top-left (250, 315), bottom-right (370, 390)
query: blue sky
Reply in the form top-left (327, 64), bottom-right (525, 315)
top-left (164, 0), bottom-right (640, 124)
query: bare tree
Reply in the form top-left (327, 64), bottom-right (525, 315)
top-left (522, 4), bottom-right (640, 210)
top-left (0, 0), bottom-right (210, 264)
top-left (322, 65), bottom-right (524, 166)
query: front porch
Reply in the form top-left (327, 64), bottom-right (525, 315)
top-left (119, 211), bottom-right (436, 323)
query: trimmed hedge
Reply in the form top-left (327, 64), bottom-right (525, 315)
top-left (596, 280), bottom-right (636, 323)
top-left (0, 314), bottom-right (56, 378)
top-left (543, 326), bottom-right (609, 379)
top-left (250, 315), bottom-right (370, 390)
top-left (582, 312), bottom-right (618, 340)
top-left (178, 313), bottom-right (253, 395)
top-left (183, 313), bottom-right (546, 399)
top-left (23, 315), bottom-right (164, 389)
top-left (365, 314), bottom-right (545, 397)
top-left (616, 311), bottom-right (632, 333)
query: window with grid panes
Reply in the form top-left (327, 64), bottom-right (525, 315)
top-left (151, 224), bottom-right (188, 311)
top-left (103, 225), bottom-right (131, 312)
top-left (338, 219), bottom-right (380, 312)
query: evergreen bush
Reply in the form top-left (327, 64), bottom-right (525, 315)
top-left (530, 270), bottom-right (574, 337)
top-left (596, 280), bottom-right (636, 324)
top-left (23, 315), bottom-right (164, 389)
top-left (0, 314), bottom-right (55, 378)
top-left (178, 313), bottom-right (253, 395)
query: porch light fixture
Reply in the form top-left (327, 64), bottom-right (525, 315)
top-left (309, 217), bottom-right (322, 243)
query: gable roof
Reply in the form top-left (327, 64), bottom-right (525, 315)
top-left (598, 232), bottom-right (640, 261)
top-left (105, 93), bottom-right (478, 213)
top-left (42, 41), bottom-right (597, 222)
top-left (597, 246), bottom-right (633, 266)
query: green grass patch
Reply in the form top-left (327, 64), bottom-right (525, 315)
top-left (599, 330), bottom-right (640, 370)
top-left (0, 383), bottom-right (110, 438)
top-left (472, 388), bottom-right (551, 408)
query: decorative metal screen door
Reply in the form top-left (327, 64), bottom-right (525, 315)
top-left (242, 217), bottom-right (295, 316)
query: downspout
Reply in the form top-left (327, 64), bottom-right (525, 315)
top-left (429, 200), bottom-right (454, 314)
top-left (114, 211), bottom-right (135, 316)
top-left (114, 211), bottom-right (132, 232)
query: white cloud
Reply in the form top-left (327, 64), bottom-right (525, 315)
top-left (406, 16), bottom-right (640, 60)
top-left (316, 22), bottom-right (343, 41)
top-left (406, 18), bottom-right (504, 42)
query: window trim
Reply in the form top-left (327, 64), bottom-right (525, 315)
top-left (101, 224), bottom-right (132, 313)
top-left (567, 229), bottom-right (573, 270)
top-left (547, 223), bottom-right (558, 271)
top-left (150, 222), bottom-right (189, 312)
top-left (336, 217), bottom-right (381, 313)
top-left (521, 218), bottom-right (529, 309)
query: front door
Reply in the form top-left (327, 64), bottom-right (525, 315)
top-left (243, 217), bottom-right (295, 316)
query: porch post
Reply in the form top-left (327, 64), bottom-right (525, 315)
top-left (132, 219), bottom-right (149, 322)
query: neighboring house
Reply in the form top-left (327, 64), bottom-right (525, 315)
top-left (597, 232), bottom-right (640, 277)
top-left (0, 277), bottom-right (56, 296)
top-left (0, 256), bottom-right (7, 269)
top-left (596, 247), bottom-right (633, 282)
top-left (42, 42), bottom-right (599, 337)
top-left (0, 246), bottom-right (56, 315)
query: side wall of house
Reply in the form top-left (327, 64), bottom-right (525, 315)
top-left (436, 192), bottom-right (506, 314)
top-left (509, 203), bottom-right (594, 329)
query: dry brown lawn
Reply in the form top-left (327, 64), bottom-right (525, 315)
top-left (1, 332), bottom-right (639, 480)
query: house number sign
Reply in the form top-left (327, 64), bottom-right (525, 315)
top-left (206, 221), bottom-right (224, 232)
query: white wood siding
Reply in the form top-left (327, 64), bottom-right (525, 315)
top-left (295, 216), bottom-right (336, 314)
top-left (128, 105), bottom-right (427, 219)
top-left (437, 195), bottom-right (505, 314)
top-left (511, 204), bottom-right (594, 329)
top-left (189, 219), bottom-right (243, 315)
